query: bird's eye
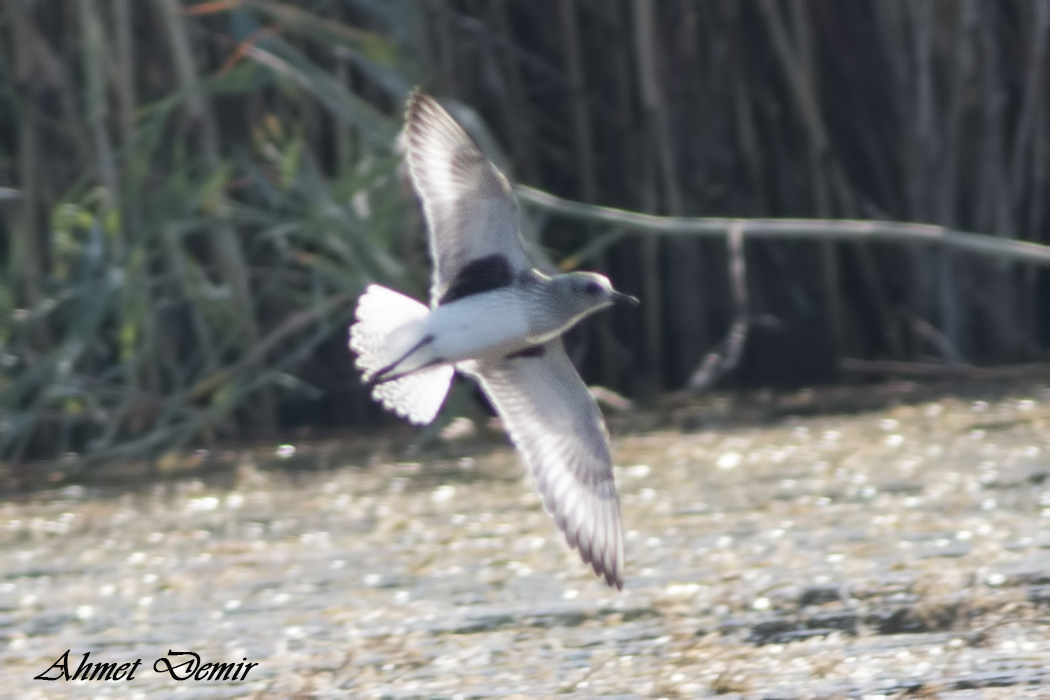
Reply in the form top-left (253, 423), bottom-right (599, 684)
top-left (584, 281), bottom-right (602, 295)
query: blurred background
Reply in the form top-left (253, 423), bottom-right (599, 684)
top-left (3, 0), bottom-right (1050, 469)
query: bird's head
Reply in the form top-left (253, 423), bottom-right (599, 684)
top-left (553, 272), bottom-right (639, 319)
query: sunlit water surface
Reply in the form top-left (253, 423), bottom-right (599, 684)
top-left (4, 391), bottom-right (1050, 698)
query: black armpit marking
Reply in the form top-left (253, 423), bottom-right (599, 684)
top-left (440, 254), bottom-right (513, 304)
top-left (506, 344), bottom-right (545, 359)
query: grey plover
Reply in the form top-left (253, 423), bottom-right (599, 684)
top-left (349, 90), bottom-right (637, 589)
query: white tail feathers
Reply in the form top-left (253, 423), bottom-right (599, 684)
top-left (349, 284), bottom-right (453, 425)
top-left (369, 365), bottom-right (454, 425)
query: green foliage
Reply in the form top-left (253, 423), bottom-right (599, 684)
top-left (0, 0), bottom-right (425, 469)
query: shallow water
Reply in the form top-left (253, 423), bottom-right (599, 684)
top-left (4, 390), bottom-right (1050, 698)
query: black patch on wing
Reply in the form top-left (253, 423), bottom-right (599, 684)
top-left (439, 254), bottom-right (514, 304)
top-left (506, 344), bottom-right (545, 359)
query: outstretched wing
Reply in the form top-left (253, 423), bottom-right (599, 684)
top-left (402, 90), bottom-right (532, 306)
top-left (468, 341), bottom-right (624, 589)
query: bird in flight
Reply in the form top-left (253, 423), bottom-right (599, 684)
top-left (349, 89), bottom-right (637, 589)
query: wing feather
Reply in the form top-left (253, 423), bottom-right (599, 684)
top-left (402, 91), bottom-right (531, 304)
top-left (469, 341), bottom-right (624, 589)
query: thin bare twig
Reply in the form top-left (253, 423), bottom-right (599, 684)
top-left (515, 185), bottom-right (1050, 267)
top-left (841, 358), bottom-right (1050, 381)
top-left (908, 315), bottom-right (965, 364)
top-left (689, 222), bottom-right (749, 392)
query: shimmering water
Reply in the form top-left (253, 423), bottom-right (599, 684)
top-left (4, 390), bottom-right (1050, 697)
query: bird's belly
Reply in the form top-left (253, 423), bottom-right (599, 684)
top-left (424, 293), bottom-right (531, 363)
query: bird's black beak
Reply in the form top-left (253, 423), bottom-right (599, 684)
top-left (612, 291), bottom-right (640, 306)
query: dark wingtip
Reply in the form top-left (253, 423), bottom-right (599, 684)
top-left (403, 89), bottom-right (427, 136)
top-left (596, 559), bottom-right (623, 590)
top-left (580, 538), bottom-right (623, 591)
top-left (542, 496), bottom-right (624, 590)
top-left (588, 557), bottom-right (623, 591)
top-left (404, 88), bottom-right (439, 132)
top-left (405, 86), bottom-right (427, 110)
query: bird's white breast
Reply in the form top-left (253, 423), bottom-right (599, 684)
top-left (423, 290), bottom-right (531, 363)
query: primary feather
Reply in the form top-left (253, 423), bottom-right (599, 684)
top-left (466, 341), bottom-right (624, 589)
top-left (402, 92), bottom-right (532, 303)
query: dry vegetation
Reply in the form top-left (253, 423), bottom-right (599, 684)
top-left (3, 0), bottom-right (1050, 469)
